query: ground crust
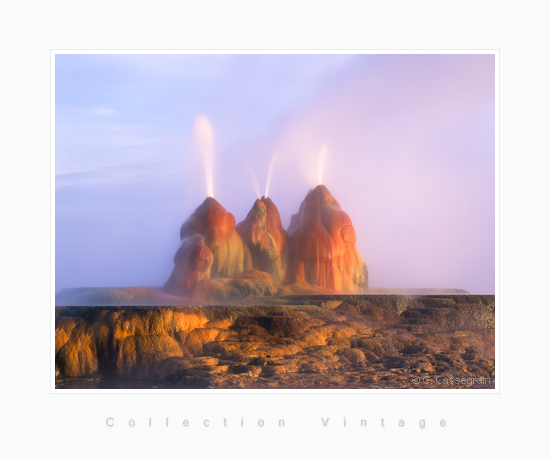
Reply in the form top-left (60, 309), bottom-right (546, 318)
top-left (55, 294), bottom-right (495, 390)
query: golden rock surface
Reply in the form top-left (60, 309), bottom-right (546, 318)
top-left (55, 296), bottom-right (496, 389)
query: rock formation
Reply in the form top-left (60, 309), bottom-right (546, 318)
top-left (163, 185), bottom-right (368, 300)
top-left (164, 197), bottom-right (247, 297)
top-left (55, 295), bottom-right (496, 389)
top-left (185, 270), bottom-right (280, 302)
top-left (286, 185), bottom-right (368, 293)
top-left (236, 197), bottom-right (289, 284)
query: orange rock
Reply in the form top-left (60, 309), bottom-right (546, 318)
top-left (55, 316), bottom-right (98, 377)
top-left (286, 185), bottom-right (368, 293)
top-left (236, 197), bottom-right (289, 284)
top-left (164, 197), bottom-right (247, 297)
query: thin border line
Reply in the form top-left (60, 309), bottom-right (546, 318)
top-left (51, 48), bottom-right (498, 51)
top-left (51, 49), bottom-right (499, 395)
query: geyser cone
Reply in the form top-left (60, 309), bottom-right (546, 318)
top-left (164, 197), bottom-right (246, 296)
top-left (286, 185), bottom-right (368, 293)
top-left (236, 197), bottom-right (289, 284)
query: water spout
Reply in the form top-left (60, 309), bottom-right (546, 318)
top-left (318, 143), bottom-right (328, 185)
top-left (265, 152), bottom-right (277, 198)
top-left (247, 166), bottom-right (262, 199)
top-left (190, 115), bottom-right (215, 198)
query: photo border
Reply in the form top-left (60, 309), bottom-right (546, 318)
top-left (51, 49), bottom-right (499, 395)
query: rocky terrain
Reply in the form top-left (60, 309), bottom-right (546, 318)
top-left (55, 295), bottom-right (495, 389)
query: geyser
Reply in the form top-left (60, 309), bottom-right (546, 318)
top-left (191, 115), bottom-right (215, 198)
top-left (235, 196), bottom-right (289, 284)
top-left (164, 185), bottom-right (367, 300)
top-left (264, 153), bottom-right (277, 198)
top-left (318, 143), bottom-right (328, 186)
top-left (247, 167), bottom-right (262, 200)
top-left (164, 197), bottom-right (246, 297)
top-left (286, 185), bottom-right (368, 293)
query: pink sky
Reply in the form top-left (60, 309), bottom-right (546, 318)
top-left (56, 54), bottom-right (495, 294)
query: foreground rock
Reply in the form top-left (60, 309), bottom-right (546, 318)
top-left (55, 295), bottom-right (495, 389)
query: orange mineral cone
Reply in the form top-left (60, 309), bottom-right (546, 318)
top-left (236, 197), bottom-right (289, 284)
top-left (286, 185), bottom-right (368, 293)
top-left (164, 197), bottom-right (246, 297)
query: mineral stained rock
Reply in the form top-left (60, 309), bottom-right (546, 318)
top-left (236, 197), bottom-right (289, 284)
top-left (55, 295), bottom-right (496, 389)
top-left (164, 197), bottom-right (247, 296)
top-left (164, 186), bottom-right (367, 300)
top-left (187, 270), bottom-right (281, 302)
top-left (286, 185), bottom-right (368, 293)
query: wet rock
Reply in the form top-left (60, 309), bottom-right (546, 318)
top-left (55, 295), bottom-right (495, 389)
top-left (277, 281), bottom-right (328, 296)
top-left (386, 357), bottom-right (407, 369)
top-left (299, 323), bottom-right (357, 348)
top-left (301, 361), bottom-right (328, 373)
top-left (236, 197), bottom-right (290, 284)
top-left (408, 357), bottom-right (435, 373)
top-left (338, 348), bottom-right (366, 364)
top-left (451, 303), bottom-right (495, 329)
top-left (112, 335), bottom-right (184, 378)
top-left (164, 197), bottom-right (247, 297)
top-left (254, 315), bottom-right (321, 337)
top-left (286, 185), bottom-right (368, 293)
top-left (335, 301), bottom-right (362, 316)
top-left (55, 317), bottom-right (98, 377)
top-left (184, 328), bottom-right (238, 355)
top-left (231, 324), bottom-right (271, 338)
top-left (350, 336), bottom-right (398, 358)
top-left (401, 344), bottom-right (433, 355)
top-left (319, 300), bottom-right (344, 310)
top-left (225, 270), bottom-right (280, 297)
top-left (421, 308), bottom-right (473, 330)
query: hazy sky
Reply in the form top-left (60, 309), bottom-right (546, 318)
top-left (55, 53), bottom-right (495, 294)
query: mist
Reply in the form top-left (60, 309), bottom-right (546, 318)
top-left (55, 53), bottom-right (495, 294)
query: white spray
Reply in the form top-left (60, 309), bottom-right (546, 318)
top-left (190, 115), bottom-right (215, 198)
top-left (318, 143), bottom-right (328, 185)
top-left (264, 152), bottom-right (277, 198)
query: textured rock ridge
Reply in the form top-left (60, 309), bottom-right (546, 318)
top-left (164, 186), bottom-right (368, 301)
top-left (55, 295), bottom-right (495, 389)
top-left (236, 197), bottom-right (289, 284)
top-left (164, 197), bottom-right (247, 296)
top-left (286, 185), bottom-right (368, 293)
